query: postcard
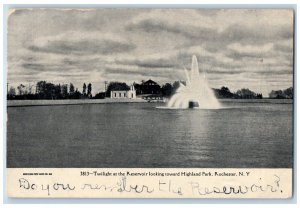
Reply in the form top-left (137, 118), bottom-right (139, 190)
top-left (6, 8), bottom-right (294, 198)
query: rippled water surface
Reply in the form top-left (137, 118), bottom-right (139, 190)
top-left (7, 99), bottom-right (293, 168)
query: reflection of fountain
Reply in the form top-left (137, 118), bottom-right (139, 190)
top-left (167, 55), bottom-right (221, 109)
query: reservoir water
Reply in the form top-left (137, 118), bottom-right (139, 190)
top-left (7, 99), bottom-right (293, 168)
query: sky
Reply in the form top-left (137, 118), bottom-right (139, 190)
top-left (7, 9), bottom-right (294, 96)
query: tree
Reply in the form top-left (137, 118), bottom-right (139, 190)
top-left (106, 82), bottom-right (130, 97)
top-left (221, 86), bottom-right (230, 93)
top-left (283, 87), bottom-right (293, 99)
top-left (72, 88), bottom-right (82, 99)
top-left (269, 90), bottom-right (284, 99)
top-left (236, 88), bottom-right (257, 99)
top-left (7, 86), bottom-right (16, 99)
top-left (44, 82), bottom-right (55, 99)
top-left (269, 87), bottom-right (293, 99)
top-left (53, 84), bottom-right (61, 99)
top-left (61, 84), bottom-right (68, 98)
top-left (215, 86), bottom-right (234, 98)
top-left (257, 93), bottom-right (263, 99)
top-left (161, 83), bottom-right (173, 97)
top-left (83, 83), bottom-right (86, 95)
top-left (172, 81), bottom-right (181, 92)
top-left (69, 83), bottom-right (75, 95)
top-left (27, 84), bottom-right (33, 94)
top-left (17, 84), bottom-right (26, 95)
top-left (8, 87), bottom-right (16, 96)
top-left (36, 81), bottom-right (56, 99)
top-left (94, 92), bottom-right (106, 99)
top-left (133, 83), bottom-right (142, 95)
top-left (87, 83), bottom-right (92, 98)
top-left (36, 81), bottom-right (47, 95)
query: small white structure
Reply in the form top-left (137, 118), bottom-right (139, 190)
top-left (127, 85), bottom-right (136, 99)
top-left (110, 85), bottom-right (136, 99)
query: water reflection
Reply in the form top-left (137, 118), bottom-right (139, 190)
top-left (7, 100), bottom-right (293, 168)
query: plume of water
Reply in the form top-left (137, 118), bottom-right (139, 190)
top-left (167, 55), bottom-right (221, 109)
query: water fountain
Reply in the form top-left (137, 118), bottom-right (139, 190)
top-left (167, 55), bottom-right (221, 109)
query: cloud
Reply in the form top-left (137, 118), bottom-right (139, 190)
top-left (254, 69), bottom-right (293, 75)
top-left (7, 9), bottom-right (294, 95)
top-left (105, 67), bottom-right (177, 78)
top-left (27, 32), bottom-right (136, 55)
top-left (115, 56), bottom-right (177, 68)
top-left (21, 63), bottom-right (76, 72)
top-left (126, 9), bottom-right (293, 53)
top-left (273, 39), bottom-right (294, 53)
top-left (220, 23), bottom-right (293, 43)
top-left (227, 43), bottom-right (274, 54)
top-left (126, 19), bottom-right (215, 41)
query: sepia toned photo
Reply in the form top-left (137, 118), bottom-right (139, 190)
top-left (6, 8), bottom-right (294, 198)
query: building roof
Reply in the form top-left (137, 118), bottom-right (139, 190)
top-left (111, 90), bottom-right (128, 92)
top-left (143, 79), bottom-right (159, 86)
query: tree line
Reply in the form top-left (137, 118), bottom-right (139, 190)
top-left (7, 80), bottom-right (293, 100)
top-left (7, 81), bottom-right (93, 100)
top-left (213, 87), bottom-right (263, 99)
top-left (269, 87), bottom-right (293, 99)
top-left (102, 81), bottom-right (293, 99)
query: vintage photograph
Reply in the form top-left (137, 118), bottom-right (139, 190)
top-left (7, 8), bottom-right (294, 169)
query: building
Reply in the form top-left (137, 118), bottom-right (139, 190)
top-left (110, 85), bottom-right (136, 99)
top-left (127, 85), bottom-right (136, 99)
top-left (134, 79), bottom-right (161, 95)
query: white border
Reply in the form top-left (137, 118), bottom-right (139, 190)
top-left (1, 0), bottom-right (298, 207)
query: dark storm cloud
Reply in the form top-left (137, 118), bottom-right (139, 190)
top-left (27, 39), bottom-right (136, 55)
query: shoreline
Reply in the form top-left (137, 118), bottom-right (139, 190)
top-left (7, 98), bottom-right (148, 107)
top-left (6, 98), bottom-right (293, 107)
